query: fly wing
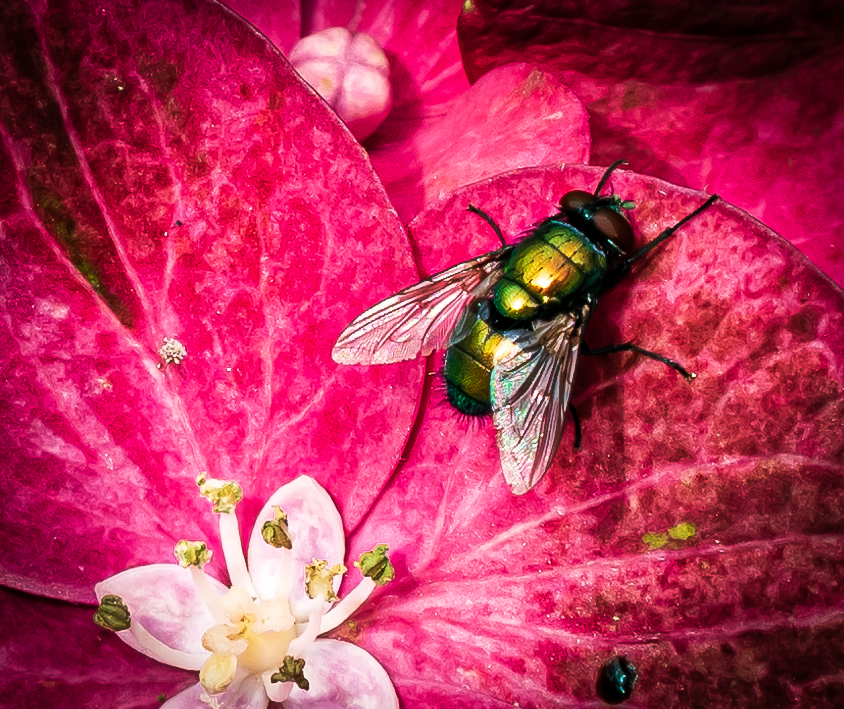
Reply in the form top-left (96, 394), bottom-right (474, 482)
top-left (332, 249), bottom-right (509, 365)
top-left (490, 302), bottom-right (591, 494)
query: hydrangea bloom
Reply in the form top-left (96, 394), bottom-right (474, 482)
top-left (94, 475), bottom-right (397, 708)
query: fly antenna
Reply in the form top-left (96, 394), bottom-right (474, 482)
top-left (593, 159), bottom-right (628, 197)
top-left (467, 204), bottom-right (507, 247)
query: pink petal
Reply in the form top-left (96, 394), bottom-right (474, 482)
top-left (161, 676), bottom-right (267, 709)
top-left (457, 2), bottom-right (844, 287)
top-left (343, 165), bottom-right (844, 706)
top-left (285, 638), bottom-right (398, 709)
top-left (0, 0), bottom-right (420, 601)
top-left (247, 476), bottom-right (345, 616)
top-left (370, 63), bottom-right (591, 221)
top-left (223, 0), bottom-right (301, 53)
top-left (0, 586), bottom-right (195, 709)
top-left (159, 683), bottom-right (207, 709)
top-left (96, 564), bottom-right (228, 667)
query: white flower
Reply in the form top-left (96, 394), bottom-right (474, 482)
top-left (95, 475), bottom-right (397, 709)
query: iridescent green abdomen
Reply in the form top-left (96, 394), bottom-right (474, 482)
top-left (444, 316), bottom-right (515, 416)
top-left (493, 221), bottom-right (607, 320)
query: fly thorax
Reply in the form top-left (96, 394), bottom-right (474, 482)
top-left (494, 221), bottom-right (607, 319)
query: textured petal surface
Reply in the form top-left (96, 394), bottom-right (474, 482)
top-left (247, 476), bottom-right (346, 615)
top-left (285, 638), bottom-right (399, 709)
top-left (341, 165), bottom-right (844, 708)
top-left (0, 0), bottom-right (419, 601)
top-left (458, 1), bottom-right (844, 287)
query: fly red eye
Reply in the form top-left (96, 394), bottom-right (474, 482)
top-left (559, 190), bottom-right (594, 213)
top-left (592, 206), bottom-right (635, 256)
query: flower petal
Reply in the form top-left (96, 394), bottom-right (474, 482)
top-left (161, 676), bottom-right (267, 709)
top-left (0, 0), bottom-right (420, 602)
top-left (371, 63), bottom-right (591, 222)
top-left (96, 564), bottom-right (227, 668)
top-left (159, 682), bottom-right (205, 709)
top-left (247, 477), bottom-right (345, 616)
top-left (284, 638), bottom-right (398, 709)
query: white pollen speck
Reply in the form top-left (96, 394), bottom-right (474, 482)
top-left (226, 367), bottom-right (232, 372)
top-left (613, 615), bottom-right (620, 621)
top-left (159, 337), bottom-right (187, 365)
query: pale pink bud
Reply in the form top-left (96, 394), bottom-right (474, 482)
top-left (289, 27), bottom-right (392, 141)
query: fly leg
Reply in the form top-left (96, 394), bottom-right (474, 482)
top-left (600, 194), bottom-right (720, 294)
top-left (627, 194), bottom-right (720, 264)
top-left (583, 341), bottom-right (696, 381)
top-left (467, 204), bottom-right (507, 247)
top-left (568, 403), bottom-right (582, 450)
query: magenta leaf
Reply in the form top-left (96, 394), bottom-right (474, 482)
top-left (0, 0), bottom-right (420, 601)
top-left (342, 165), bottom-right (844, 707)
top-left (457, 1), bottom-right (844, 288)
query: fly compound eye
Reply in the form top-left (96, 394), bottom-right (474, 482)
top-left (592, 206), bottom-right (635, 256)
top-left (559, 189), bottom-right (594, 213)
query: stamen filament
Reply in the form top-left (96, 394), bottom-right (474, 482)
top-left (128, 620), bottom-right (205, 671)
top-left (319, 577), bottom-right (376, 634)
top-left (218, 513), bottom-right (256, 597)
top-left (190, 566), bottom-right (226, 623)
top-left (288, 596), bottom-right (325, 657)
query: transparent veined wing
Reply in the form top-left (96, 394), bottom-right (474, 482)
top-left (332, 248), bottom-right (509, 365)
top-left (490, 302), bottom-right (592, 494)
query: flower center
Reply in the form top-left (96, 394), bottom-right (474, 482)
top-left (236, 624), bottom-right (296, 675)
top-left (200, 585), bottom-right (298, 694)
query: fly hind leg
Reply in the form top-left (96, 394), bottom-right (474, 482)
top-left (583, 341), bottom-right (696, 381)
top-left (568, 403), bottom-right (583, 450)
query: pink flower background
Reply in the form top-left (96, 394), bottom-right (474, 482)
top-left (1, 0), bottom-right (843, 707)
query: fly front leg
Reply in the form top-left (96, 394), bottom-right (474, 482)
top-left (626, 194), bottom-right (720, 265)
top-left (599, 194), bottom-right (720, 296)
top-left (583, 341), bottom-right (696, 381)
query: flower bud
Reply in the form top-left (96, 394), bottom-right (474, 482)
top-left (289, 27), bottom-right (391, 141)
